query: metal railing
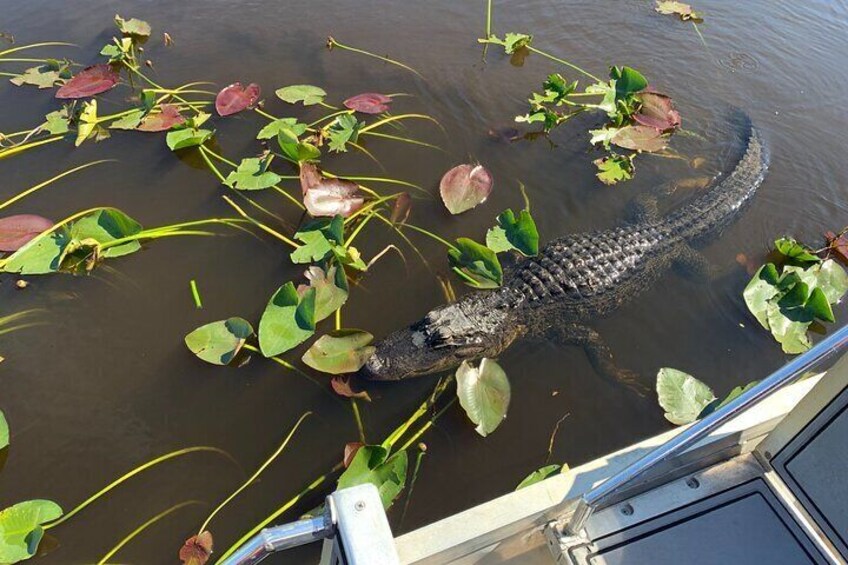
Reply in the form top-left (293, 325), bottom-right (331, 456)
top-left (565, 324), bottom-right (848, 535)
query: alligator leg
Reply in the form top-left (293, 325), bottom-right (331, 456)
top-left (549, 324), bottom-right (649, 395)
top-left (672, 244), bottom-right (717, 281)
top-left (626, 193), bottom-right (660, 224)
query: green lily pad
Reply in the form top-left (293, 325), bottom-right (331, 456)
top-left (0, 500), bottom-right (63, 564)
top-left (298, 265), bottom-right (348, 322)
top-left (810, 259), bottom-right (848, 303)
top-left (448, 238), bottom-right (503, 288)
top-left (224, 157), bottom-right (282, 190)
top-left (743, 263), bottom-right (781, 329)
top-left (257, 118), bottom-right (308, 140)
top-left (336, 445), bottom-right (408, 509)
top-left (326, 114), bottom-right (362, 153)
top-left (485, 208), bottom-right (539, 257)
top-left (166, 128), bottom-right (213, 151)
top-left (456, 358), bottom-right (511, 437)
top-left (115, 15), bottom-right (151, 37)
top-left (258, 283), bottom-right (316, 357)
top-left (302, 329), bottom-right (375, 375)
top-left (594, 154), bottom-right (634, 185)
top-left (502, 32), bottom-right (532, 54)
top-left (775, 237), bottom-right (820, 264)
top-left (515, 464), bottom-right (563, 490)
top-left (0, 410), bottom-right (8, 450)
top-left (766, 303), bottom-right (811, 353)
top-left (70, 208), bottom-right (142, 258)
top-left (185, 317), bottom-right (254, 365)
top-left (290, 216), bottom-right (345, 264)
top-left (610, 66), bottom-right (648, 98)
top-left (2, 229), bottom-right (70, 275)
top-left (275, 85), bottom-right (327, 106)
top-left (656, 367), bottom-right (716, 425)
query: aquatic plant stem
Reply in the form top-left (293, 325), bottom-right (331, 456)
top-left (0, 160), bottom-right (112, 211)
top-left (359, 113), bottom-right (441, 134)
top-left (401, 222), bottom-right (460, 252)
top-left (97, 501), bottom-right (202, 564)
top-left (326, 36), bottom-right (423, 78)
top-left (0, 42), bottom-right (75, 58)
top-left (485, 0), bottom-right (493, 38)
top-left (190, 280), bottom-right (203, 308)
top-left (351, 400), bottom-right (366, 444)
top-left (0, 135), bottom-right (63, 159)
top-left (44, 446), bottom-right (232, 530)
top-left (197, 412), bottom-right (312, 536)
top-left (400, 447), bottom-right (427, 527)
top-left (221, 195), bottom-right (300, 249)
top-left (526, 46), bottom-right (603, 83)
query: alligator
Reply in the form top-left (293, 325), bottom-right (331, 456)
top-left (360, 117), bottom-right (768, 389)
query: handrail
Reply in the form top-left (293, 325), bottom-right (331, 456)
top-left (565, 324), bottom-right (848, 535)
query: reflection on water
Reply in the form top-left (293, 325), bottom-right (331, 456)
top-left (1, 0), bottom-right (847, 562)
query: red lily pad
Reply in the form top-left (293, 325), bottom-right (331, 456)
top-left (0, 214), bottom-right (53, 251)
top-left (331, 376), bottom-right (371, 401)
top-left (299, 162), bottom-right (364, 218)
top-left (215, 82), bottom-right (261, 117)
top-left (55, 64), bottom-right (119, 99)
top-left (180, 531), bottom-right (213, 565)
top-left (391, 192), bottom-right (412, 224)
top-left (439, 164), bottom-right (493, 215)
top-left (611, 125), bottom-right (668, 153)
top-left (343, 441), bottom-right (364, 468)
top-left (634, 92), bottom-right (681, 131)
top-left (137, 104), bottom-right (185, 132)
top-left (343, 93), bottom-right (392, 114)
top-left (825, 231), bottom-right (848, 266)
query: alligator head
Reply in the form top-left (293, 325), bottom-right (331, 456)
top-left (359, 296), bottom-right (521, 381)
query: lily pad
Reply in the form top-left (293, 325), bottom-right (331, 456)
top-left (275, 85), bottom-right (326, 106)
top-left (257, 117), bottom-right (307, 140)
top-left (336, 445), bottom-right (408, 509)
top-left (225, 156), bottom-right (282, 190)
top-left (456, 358), bottom-right (511, 437)
top-left (41, 110), bottom-right (70, 135)
top-left (343, 93), bottom-right (392, 114)
top-left (485, 208), bottom-right (539, 257)
top-left (302, 330), bottom-right (375, 375)
top-left (296, 265), bottom-right (348, 322)
top-left (299, 163), bottom-right (364, 217)
top-left (775, 237), bottom-right (821, 264)
top-left (115, 15), bottom-right (151, 37)
top-left (185, 317), bottom-right (254, 365)
top-left (137, 104), bottom-right (185, 132)
top-left (9, 61), bottom-right (69, 89)
top-left (330, 376), bottom-right (371, 401)
top-left (502, 32), bottom-right (533, 54)
top-left (515, 464), bottom-right (562, 490)
top-left (55, 64), bottom-right (119, 99)
top-left (258, 283), bottom-right (316, 357)
top-left (70, 208), bottom-right (142, 258)
top-left (0, 500), bottom-right (63, 564)
top-left (391, 193), bottom-right (412, 224)
top-left (166, 128), bottom-right (214, 151)
top-left (180, 531), bottom-right (213, 565)
top-left (743, 263), bottom-right (781, 329)
top-left (611, 125), bottom-right (668, 153)
top-left (594, 154), bottom-right (634, 185)
top-left (439, 164), bottom-right (493, 215)
top-left (290, 216), bottom-right (344, 264)
top-left (656, 367), bottom-right (716, 425)
top-left (215, 82), bottom-right (261, 117)
top-left (655, 1), bottom-right (704, 22)
top-left (448, 238), bottom-right (503, 288)
top-left (0, 215), bottom-right (53, 252)
top-left (0, 410), bottom-right (7, 450)
top-left (2, 230), bottom-right (69, 275)
top-left (326, 114), bottom-right (362, 153)
top-left (610, 66), bottom-right (648, 99)
top-left (634, 92), bottom-right (681, 131)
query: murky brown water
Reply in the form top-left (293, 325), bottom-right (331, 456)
top-left (1, 0), bottom-right (847, 562)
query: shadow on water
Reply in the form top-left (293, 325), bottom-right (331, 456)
top-left (1, 0), bottom-right (847, 562)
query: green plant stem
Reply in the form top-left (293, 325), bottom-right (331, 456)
top-left (254, 107), bottom-right (278, 121)
top-left (401, 222), bottom-right (459, 252)
top-left (351, 400), bottom-right (366, 444)
top-left (0, 41), bottom-right (75, 58)
top-left (344, 212), bottom-right (376, 248)
top-left (327, 36), bottom-right (423, 78)
top-left (241, 344), bottom-right (317, 384)
top-left (398, 397), bottom-right (457, 452)
top-left (0, 160), bottom-right (112, 211)
top-left (198, 412), bottom-right (312, 535)
top-left (44, 447), bottom-right (231, 530)
top-left (359, 113), bottom-right (440, 134)
top-left (198, 145), bottom-right (228, 183)
top-left (221, 195), bottom-right (300, 249)
top-left (190, 280), bottom-right (203, 308)
top-left (400, 448), bottom-right (426, 526)
top-left (202, 147), bottom-right (304, 210)
top-left (308, 109), bottom-right (353, 128)
top-left (97, 501), bottom-right (202, 564)
top-left (526, 46), bottom-right (602, 82)
top-left (485, 0), bottom-right (493, 37)
top-left (360, 130), bottom-right (442, 151)
top-left (0, 135), bottom-right (63, 159)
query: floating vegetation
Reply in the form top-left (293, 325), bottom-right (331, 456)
top-left (455, 358), bottom-right (511, 437)
top-left (515, 464), bottom-right (567, 490)
top-left (656, 368), bottom-right (757, 425)
top-left (655, 1), bottom-right (704, 23)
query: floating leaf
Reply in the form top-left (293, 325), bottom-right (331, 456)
top-left (0, 500), bottom-right (63, 564)
top-left (185, 318), bottom-right (253, 365)
top-left (0, 410), bottom-right (7, 450)
top-left (701, 381), bottom-right (759, 418)
top-left (390, 193), bottom-right (412, 224)
top-left (180, 531), bottom-right (213, 565)
top-left (0, 215), bottom-right (53, 252)
top-left (326, 114), bottom-right (363, 153)
top-left (42, 109), bottom-right (70, 135)
top-left (109, 109), bottom-right (145, 130)
top-left (502, 32), bottom-right (533, 54)
top-left (55, 64), bottom-right (119, 99)
top-left (215, 82), bottom-right (261, 117)
top-left (166, 128), bottom-right (213, 151)
top-left (299, 163), bottom-right (364, 217)
top-left (775, 237), bottom-right (821, 264)
top-left (343, 442), bottom-right (364, 468)
top-left (137, 104), bottom-right (185, 132)
top-left (766, 303), bottom-right (811, 353)
top-left (2, 230), bottom-right (69, 275)
top-left (258, 283), bottom-right (316, 357)
top-left (290, 216), bottom-right (344, 264)
top-left (448, 238), bottom-right (503, 288)
top-left (456, 358), bottom-right (511, 437)
top-left (634, 92), bottom-right (681, 131)
top-left (655, 1), bottom-right (704, 22)
top-left (811, 260), bottom-right (848, 303)
top-left (70, 208), bottom-right (143, 258)
top-left (485, 208), bottom-right (539, 257)
top-left (225, 156), bottom-right (282, 190)
top-left (336, 446), bottom-right (407, 509)
top-left (743, 263), bottom-right (781, 329)
top-left (515, 465), bottom-right (562, 490)
top-left (75, 100), bottom-right (100, 147)
top-left (275, 85), bottom-right (326, 106)
top-left (611, 125), bottom-right (668, 153)
top-left (610, 66), bottom-right (648, 98)
top-left (9, 61), bottom-right (69, 89)
top-left (656, 367), bottom-right (716, 425)
top-left (256, 117), bottom-right (307, 140)
top-left (594, 154), bottom-right (634, 185)
top-left (302, 330), bottom-right (375, 375)
top-left (825, 231), bottom-right (848, 266)
top-left (297, 265), bottom-right (348, 322)
top-left (343, 93), bottom-right (392, 114)
top-left (439, 164), bottom-right (493, 215)
top-left (115, 15), bottom-right (151, 37)
top-left (331, 376), bottom-right (372, 401)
